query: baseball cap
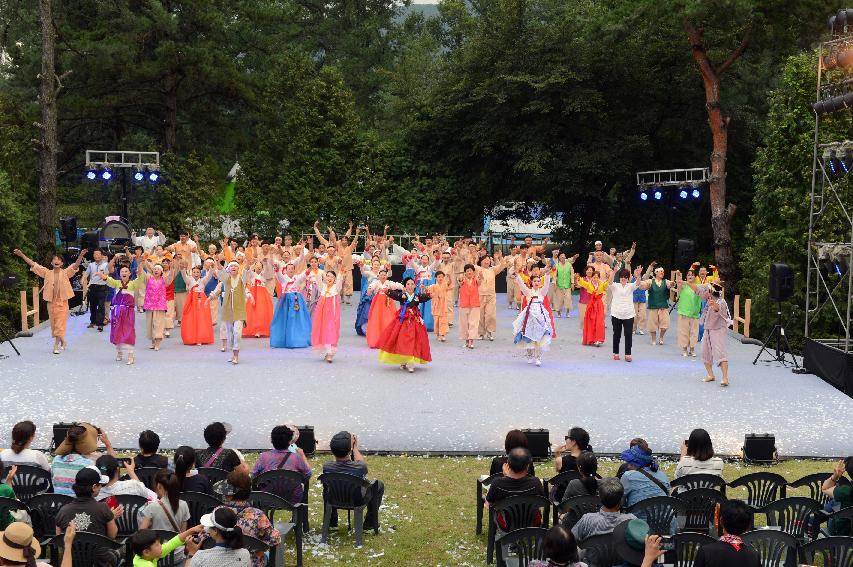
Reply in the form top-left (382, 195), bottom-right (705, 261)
top-left (75, 465), bottom-right (109, 487)
top-left (329, 431), bottom-right (352, 455)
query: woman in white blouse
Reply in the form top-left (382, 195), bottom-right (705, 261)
top-left (608, 267), bottom-right (651, 362)
top-left (675, 428), bottom-right (724, 478)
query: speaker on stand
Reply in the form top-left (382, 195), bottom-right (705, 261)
top-left (753, 263), bottom-right (799, 368)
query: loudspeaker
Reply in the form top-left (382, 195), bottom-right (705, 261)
top-left (521, 428), bottom-right (551, 460)
top-left (769, 263), bottom-right (794, 302)
top-left (59, 217), bottom-right (77, 242)
top-left (676, 239), bottom-right (696, 270)
top-left (79, 231), bottom-right (101, 260)
top-left (742, 433), bottom-right (777, 464)
top-left (51, 422), bottom-right (77, 451)
top-left (295, 425), bottom-right (317, 456)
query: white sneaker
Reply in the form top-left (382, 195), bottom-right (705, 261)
top-left (535, 359), bottom-right (541, 367)
top-left (682, 351), bottom-right (688, 357)
top-left (527, 357), bottom-right (535, 364)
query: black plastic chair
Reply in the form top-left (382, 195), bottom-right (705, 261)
top-left (742, 529), bottom-right (798, 567)
top-left (476, 473), bottom-right (502, 535)
top-left (134, 467), bottom-right (164, 491)
top-left (675, 488), bottom-right (727, 534)
top-left (28, 493), bottom-right (73, 541)
top-left (495, 527), bottom-right (548, 567)
top-left (252, 469), bottom-right (310, 532)
top-left (113, 494), bottom-right (148, 537)
top-left (197, 467), bottom-right (230, 485)
top-left (248, 491), bottom-right (302, 567)
top-left (154, 530), bottom-right (180, 567)
top-left (487, 495), bottom-right (549, 564)
top-left (728, 472), bottom-right (787, 510)
top-left (556, 494), bottom-right (602, 532)
top-left (243, 533), bottom-right (270, 554)
top-left (626, 496), bottom-right (687, 536)
top-left (759, 496), bottom-right (822, 542)
top-left (798, 535), bottom-right (853, 567)
top-left (670, 473), bottom-right (726, 496)
top-left (8, 464), bottom-right (52, 504)
top-left (742, 528), bottom-right (798, 567)
top-left (56, 531), bottom-right (125, 567)
top-left (543, 470), bottom-right (581, 524)
top-left (818, 505), bottom-right (853, 537)
top-left (578, 532), bottom-right (620, 567)
top-left (180, 491), bottom-right (223, 526)
top-left (672, 532), bottom-right (715, 567)
top-left (318, 473), bottom-right (377, 547)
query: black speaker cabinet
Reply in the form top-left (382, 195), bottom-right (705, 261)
top-left (51, 422), bottom-right (78, 452)
top-left (521, 428), bottom-right (551, 460)
top-left (295, 425), bottom-right (317, 455)
top-left (769, 263), bottom-right (794, 302)
top-left (742, 433), bottom-right (777, 464)
top-left (59, 217), bottom-right (78, 242)
top-left (676, 239), bottom-right (696, 270)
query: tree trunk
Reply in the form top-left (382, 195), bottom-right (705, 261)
top-left (37, 0), bottom-right (59, 265)
top-left (164, 71), bottom-right (179, 150)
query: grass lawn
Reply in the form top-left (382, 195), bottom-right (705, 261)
top-left (234, 454), bottom-right (840, 566)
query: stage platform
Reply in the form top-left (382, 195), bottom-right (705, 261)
top-left (1, 294), bottom-right (850, 457)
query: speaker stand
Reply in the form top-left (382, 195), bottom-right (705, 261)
top-left (0, 323), bottom-right (21, 358)
top-left (752, 302), bottom-right (799, 368)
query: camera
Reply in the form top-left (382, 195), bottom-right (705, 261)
top-left (659, 535), bottom-right (674, 551)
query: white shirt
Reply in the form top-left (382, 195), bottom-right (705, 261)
top-left (675, 456), bottom-right (725, 478)
top-left (96, 479), bottom-right (157, 501)
top-left (134, 233), bottom-right (166, 253)
top-left (610, 281), bottom-right (638, 320)
top-left (0, 448), bottom-right (50, 471)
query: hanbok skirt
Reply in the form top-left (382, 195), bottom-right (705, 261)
top-left (355, 291), bottom-right (374, 336)
top-left (270, 292), bottom-right (312, 348)
top-left (311, 295), bottom-right (341, 348)
top-left (109, 293), bottom-right (136, 346)
top-left (366, 291), bottom-right (398, 349)
top-left (378, 307), bottom-right (432, 365)
top-left (521, 295), bottom-right (557, 339)
top-left (582, 295), bottom-right (605, 345)
top-left (513, 300), bottom-right (552, 349)
top-left (418, 278), bottom-right (435, 332)
top-left (181, 290), bottom-right (213, 345)
top-left (243, 282), bottom-right (273, 337)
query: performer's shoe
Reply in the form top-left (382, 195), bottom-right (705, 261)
top-left (53, 347), bottom-right (60, 355)
top-left (721, 380), bottom-right (729, 387)
top-left (703, 375), bottom-right (715, 383)
top-left (613, 354), bottom-right (620, 361)
top-left (535, 358), bottom-right (541, 367)
top-left (116, 352), bottom-right (123, 361)
top-left (407, 365), bottom-right (414, 373)
top-left (127, 354), bottom-right (135, 365)
top-left (625, 355), bottom-right (632, 362)
top-left (527, 358), bottom-right (535, 365)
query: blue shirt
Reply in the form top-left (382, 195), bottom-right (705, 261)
top-left (620, 469), bottom-right (670, 508)
top-left (631, 278), bottom-right (646, 303)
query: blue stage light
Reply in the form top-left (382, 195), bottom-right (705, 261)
top-left (653, 190), bottom-right (663, 200)
top-left (692, 188), bottom-right (701, 199)
top-left (842, 159), bottom-right (850, 174)
top-left (148, 171), bottom-right (160, 183)
top-left (85, 170), bottom-right (97, 181)
top-left (679, 190), bottom-right (688, 199)
top-left (830, 158), bottom-right (838, 174)
top-left (133, 171), bottom-right (145, 182)
top-left (101, 168), bottom-right (112, 181)
top-left (640, 192), bottom-right (648, 201)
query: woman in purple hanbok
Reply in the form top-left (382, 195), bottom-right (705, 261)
top-left (105, 263), bottom-right (140, 365)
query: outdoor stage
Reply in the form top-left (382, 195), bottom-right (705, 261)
top-left (1, 294), bottom-right (851, 457)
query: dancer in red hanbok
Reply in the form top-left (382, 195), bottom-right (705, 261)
top-left (576, 271), bottom-right (608, 346)
top-left (377, 278), bottom-right (432, 373)
top-left (365, 268), bottom-right (404, 348)
top-left (243, 261), bottom-right (274, 338)
top-left (180, 263), bottom-right (214, 345)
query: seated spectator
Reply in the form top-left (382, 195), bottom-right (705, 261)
top-left (55, 467), bottom-right (123, 567)
top-left (529, 525), bottom-right (587, 567)
top-left (0, 421), bottom-right (49, 471)
top-left (183, 507), bottom-right (251, 566)
top-left (485, 447), bottom-right (544, 531)
top-left (822, 456), bottom-right (853, 536)
top-left (694, 500), bottom-right (761, 567)
top-left (130, 525), bottom-right (202, 567)
top-left (51, 423), bottom-right (117, 496)
top-left (251, 425), bottom-right (313, 504)
top-left (196, 422), bottom-right (247, 473)
top-left (618, 439), bottom-right (670, 509)
top-left (675, 429), bottom-right (724, 478)
top-left (141, 470), bottom-right (190, 532)
top-left (561, 451), bottom-right (599, 501)
top-left (323, 431), bottom-right (385, 531)
top-left (174, 446), bottom-right (211, 494)
top-left (94, 455), bottom-right (157, 501)
top-left (612, 519), bottom-right (665, 567)
top-left (552, 427), bottom-right (592, 501)
top-left (489, 429), bottom-right (536, 477)
top-left (566, 477), bottom-right (635, 543)
top-left (133, 430), bottom-right (169, 470)
top-left (0, 464), bottom-right (18, 530)
top-left (0, 522), bottom-right (52, 567)
top-left (213, 470), bottom-right (281, 567)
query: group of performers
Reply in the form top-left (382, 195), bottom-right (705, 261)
top-left (11, 226), bottom-right (730, 381)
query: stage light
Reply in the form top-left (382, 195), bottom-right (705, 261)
top-left (86, 170), bottom-right (97, 181)
top-left (640, 192), bottom-right (648, 201)
top-left (101, 166), bottom-right (112, 181)
top-left (842, 157), bottom-right (850, 174)
top-left (133, 170), bottom-right (145, 182)
top-left (692, 187), bottom-right (701, 198)
top-left (148, 171), bottom-right (160, 183)
top-left (653, 190), bottom-right (663, 200)
top-left (679, 190), bottom-right (688, 199)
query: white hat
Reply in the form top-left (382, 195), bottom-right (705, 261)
top-left (594, 240), bottom-right (603, 246)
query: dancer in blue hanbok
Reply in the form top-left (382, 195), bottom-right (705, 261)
top-left (270, 261), bottom-right (312, 348)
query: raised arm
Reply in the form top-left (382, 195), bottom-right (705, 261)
top-left (313, 221), bottom-right (331, 246)
top-left (12, 249), bottom-right (36, 268)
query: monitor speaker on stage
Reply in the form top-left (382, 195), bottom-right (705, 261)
top-left (769, 263), bottom-right (794, 302)
top-left (521, 428), bottom-right (551, 460)
top-left (676, 239), bottom-right (696, 271)
top-left (742, 433), bottom-right (777, 464)
top-left (51, 422), bottom-right (78, 452)
top-left (296, 425), bottom-right (317, 455)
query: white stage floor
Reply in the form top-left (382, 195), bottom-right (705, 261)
top-left (1, 293), bottom-right (850, 457)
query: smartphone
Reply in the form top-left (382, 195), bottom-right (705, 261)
top-left (118, 457), bottom-right (133, 465)
top-left (659, 535), bottom-right (674, 552)
top-left (104, 496), bottom-right (119, 510)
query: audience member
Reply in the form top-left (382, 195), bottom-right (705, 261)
top-left (675, 429), bottom-right (724, 478)
top-left (141, 470), bottom-right (190, 532)
top-left (822, 456), bottom-right (853, 536)
top-left (489, 429), bottom-right (536, 477)
top-left (250, 425), bottom-right (313, 504)
top-left (196, 422), bottom-right (247, 473)
top-left (95, 455), bottom-right (157, 501)
top-left (612, 519), bottom-right (665, 567)
top-left (618, 439), bottom-right (670, 509)
top-left (134, 430), bottom-right (169, 470)
top-left (485, 447), bottom-right (544, 531)
top-left (51, 423), bottom-right (117, 496)
top-left (175, 446), bottom-right (211, 494)
top-left (567, 477), bottom-right (635, 543)
top-left (54, 467), bottom-right (123, 567)
top-left (183, 507), bottom-right (251, 566)
top-left (0, 464), bottom-right (18, 530)
top-left (552, 427), bottom-right (592, 501)
top-left (323, 431), bottom-right (385, 531)
top-left (130, 525), bottom-right (203, 567)
top-left (694, 500), bottom-right (761, 567)
top-left (528, 525), bottom-right (587, 567)
top-left (561, 451), bottom-right (599, 501)
top-left (0, 421), bottom-right (49, 471)
top-left (0, 522), bottom-right (51, 567)
top-left (213, 470), bottom-right (281, 567)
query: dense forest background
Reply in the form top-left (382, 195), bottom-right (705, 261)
top-left (0, 0), bottom-right (850, 346)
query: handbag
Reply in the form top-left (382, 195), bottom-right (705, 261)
top-left (636, 467), bottom-right (670, 495)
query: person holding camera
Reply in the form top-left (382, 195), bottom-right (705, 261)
top-left (251, 425), bottom-right (313, 504)
top-left (51, 423), bottom-right (118, 496)
top-left (693, 500), bottom-right (761, 567)
top-left (680, 277), bottom-right (731, 386)
top-left (94, 455), bottom-right (157, 501)
top-left (323, 431), bottom-right (384, 531)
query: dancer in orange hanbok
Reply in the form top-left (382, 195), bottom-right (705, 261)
top-left (243, 260), bottom-right (274, 338)
top-left (365, 268), bottom-right (404, 348)
top-left (377, 278), bottom-right (433, 373)
top-left (311, 258), bottom-right (343, 362)
top-left (576, 271), bottom-right (609, 346)
top-left (425, 271), bottom-right (452, 342)
top-left (179, 261), bottom-right (214, 345)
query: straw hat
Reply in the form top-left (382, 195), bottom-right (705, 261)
top-left (54, 422), bottom-right (99, 456)
top-left (0, 522), bottom-right (41, 564)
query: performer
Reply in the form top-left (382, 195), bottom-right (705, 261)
top-left (139, 256), bottom-right (180, 351)
top-left (608, 267), bottom-right (651, 361)
top-left (210, 261), bottom-right (252, 364)
top-left (13, 247), bottom-right (86, 354)
top-left (355, 258), bottom-right (383, 336)
top-left (475, 253), bottom-right (507, 341)
top-left (243, 261), bottom-right (274, 338)
top-left (301, 256), bottom-right (323, 315)
top-left (681, 277), bottom-right (731, 386)
top-left (675, 270), bottom-right (702, 357)
top-left (179, 261), bottom-right (214, 346)
top-left (311, 260), bottom-right (343, 362)
top-left (576, 271), bottom-right (608, 346)
top-left (414, 254), bottom-right (440, 333)
top-left (201, 258), bottom-right (221, 327)
top-left (457, 264), bottom-right (481, 349)
top-left (104, 255), bottom-right (140, 364)
top-left (365, 268), bottom-right (404, 348)
top-left (694, 263), bottom-right (720, 342)
top-left (519, 262), bottom-right (558, 340)
top-left (437, 249), bottom-right (457, 324)
top-left (646, 263), bottom-right (676, 345)
top-left (512, 272), bottom-right (552, 366)
top-left (426, 271), bottom-right (452, 341)
top-left (551, 251), bottom-right (578, 318)
top-left (377, 278), bottom-right (433, 373)
top-left (270, 260), bottom-right (312, 349)
top-left (632, 265), bottom-right (650, 335)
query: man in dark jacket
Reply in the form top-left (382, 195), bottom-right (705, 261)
top-left (694, 500), bottom-right (761, 567)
